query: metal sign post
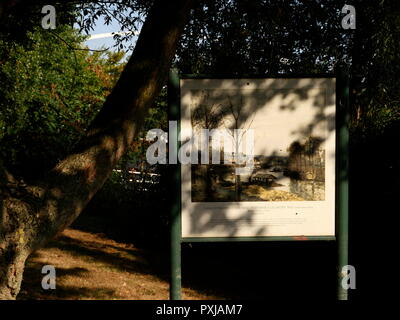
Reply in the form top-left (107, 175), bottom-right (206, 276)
top-left (336, 67), bottom-right (350, 300)
top-left (168, 69), bottom-right (182, 300)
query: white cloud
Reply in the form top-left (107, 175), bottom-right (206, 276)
top-left (87, 31), bottom-right (138, 41)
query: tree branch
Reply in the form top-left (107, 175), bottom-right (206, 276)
top-left (26, 0), bottom-right (195, 250)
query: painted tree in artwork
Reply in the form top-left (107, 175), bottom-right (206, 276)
top-left (191, 90), bottom-right (227, 199)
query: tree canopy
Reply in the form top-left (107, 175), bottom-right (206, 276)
top-left (0, 24), bottom-right (131, 178)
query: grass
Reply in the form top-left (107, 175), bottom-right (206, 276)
top-left (18, 228), bottom-right (222, 300)
top-left (17, 214), bottom-right (337, 300)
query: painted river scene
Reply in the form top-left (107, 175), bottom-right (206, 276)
top-left (192, 138), bottom-right (326, 202)
top-left (188, 87), bottom-right (330, 203)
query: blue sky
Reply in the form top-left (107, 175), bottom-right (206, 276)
top-left (82, 16), bottom-right (139, 54)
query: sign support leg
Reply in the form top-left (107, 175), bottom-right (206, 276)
top-left (337, 67), bottom-right (350, 300)
top-left (169, 69), bottom-right (182, 300)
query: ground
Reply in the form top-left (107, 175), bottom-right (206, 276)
top-left (17, 215), bottom-right (337, 300)
top-left (18, 228), bottom-right (222, 300)
top-left (193, 183), bottom-right (305, 202)
top-left (241, 185), bottom-right (304, 201)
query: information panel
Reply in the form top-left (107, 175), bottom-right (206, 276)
top-left (180, 77), bottom-right (336, 238)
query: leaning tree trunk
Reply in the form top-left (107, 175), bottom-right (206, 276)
top-left (0, 0), bottom-right (194, 299)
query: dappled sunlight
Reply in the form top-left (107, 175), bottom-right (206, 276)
top-left (19, 228), bottom-right (222, 300)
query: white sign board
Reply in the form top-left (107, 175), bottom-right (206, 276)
top-left (180, 78), bottom-right (336, 238)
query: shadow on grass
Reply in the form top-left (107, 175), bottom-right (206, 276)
top-left (19, 213), bottom-right (338, 300)
top-left (18, 228), bottom-right (169, 300)
top-left (74, 215), bottom-right (338, 299)
top-left (19, 256), bottom-right (115, 300)
top-left (180, 241), bottom-right (338, 300)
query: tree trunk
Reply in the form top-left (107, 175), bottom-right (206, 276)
top-left (235, 174), bottom-right (241, 201)
top-left (0, 243), bottom-right (29, 300)
top-left (0, 0), bottom-right (194, 299)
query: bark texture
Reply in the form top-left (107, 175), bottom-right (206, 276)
top-left (0, 0), bottom-right (194, 299)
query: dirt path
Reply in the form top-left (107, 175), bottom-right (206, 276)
top-left (18, 228), bottom-right (222, 300)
